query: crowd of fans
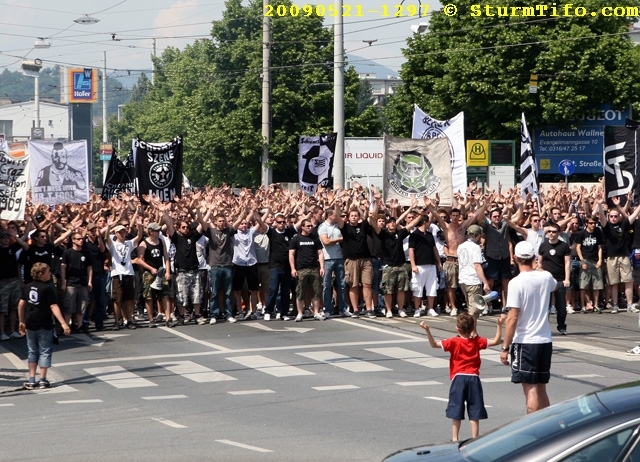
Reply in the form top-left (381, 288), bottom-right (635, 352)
top-left (2, 179), bottom-right (640, 340)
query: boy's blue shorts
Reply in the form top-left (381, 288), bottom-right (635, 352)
top-left (445, 374), bottom-right (488, 421)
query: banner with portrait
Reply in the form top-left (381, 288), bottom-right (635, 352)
top-left (0, 140), bottom-right (29, 220)
top-left (383, 134), bottom-right (453, 207)
top-left (102, 151), bottom-right (135, 200)
top-left (28, 140), bottom-right (89, 205)
top-left (298, 133), bottom-right (337, 194)
top-left (133, 136), bottom-right (183, 202)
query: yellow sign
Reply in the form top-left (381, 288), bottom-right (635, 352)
top-left (67, 68), bottom-right (98, 103)
top-left (466, 140), bottom-right (489, 167)
top-left (540, 159), bottom-right (551, 170)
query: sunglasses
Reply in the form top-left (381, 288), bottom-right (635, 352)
top-left (72, 237), bottom-right (83, 241)
top-left (275, 220), bottom-right (285, 224)
top-left (609, 215), bottom-right (619, 218)
top-left (587, 222), bottom-right (596, 225)
top-left (531, 219), bottom-right (540, 222)
top-left (548, 230), bottom-right (558, 234)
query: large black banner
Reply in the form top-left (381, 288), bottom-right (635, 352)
top-left (101, 151), bottom-right (135, 200)
top-left (604, 119), bottom-right (640, 207)
top-left (133, 136), bottom-right (183, 202)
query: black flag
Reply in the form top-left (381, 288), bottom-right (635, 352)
top-left (101, 151), bottom-right (135, 200)
top-left (604, 118), bottom-right (640, 207)
top-left (133, 136), bottom-right (183, 202)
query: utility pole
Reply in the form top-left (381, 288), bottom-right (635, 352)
top-left (102, 51), bottom-right (108, 183)
top-left (152, 38), bottom-right (157, 85)
top-left (261, 0), bottom-right (272, 187)
top-left (333, 0), bottom-right (345, 188)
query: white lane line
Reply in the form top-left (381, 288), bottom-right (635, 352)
top-left (481, 349), bottom-right (505, 364)
top-left (85, 366), bottom-right (157, 389)
top-left (227, 355), bottom-right (314, 377)
top-left (215, 439), bottom-right (273, 453)
top-left (56, 399), bottom-right (103, 404)
top-left (156, 361), bottom-right (236, 383)
top-left (159, 327), bottom-right (232, 352)
top-left (142, 395), bottom-right (188, 400)
top-left (481, 377), bottom-right (511, 383)
top-left (562, 374), bottom-right (604, 379)
top-left (396, 381), bottom-right (442, 387)
top-left (152, 417), bottom-right (187, 429)
top-left (297, 351), bottom-right (392, 372)
top-left (333, 318), bottom-right (424, 339)
top-left (34, 385), bottom-right (78, 394)
top-left (555, 341), bottom-right (640, 361)
top-left (228, 389), bottom-right (275, 395)
top-left (424, 396), bottom-right (448, 402)
top-left (0, 349), bottom-right (27, 370)
top-left (367, 347), bottom-right (449, 369)
top-left (0, 403), bottom-right (15, 407)
top-left (312, 385), bottom-right (360, 391)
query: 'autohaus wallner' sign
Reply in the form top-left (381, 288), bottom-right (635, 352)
top-left (534, 105), bottom-right (631, 174)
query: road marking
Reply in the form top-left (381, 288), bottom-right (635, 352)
top-left (562, 374), bottom-right (604, 379)
top-left (56, 399), bottom-right (103, 404)
top-left (482, 377), bottom-right (511, 383)
top-left (424, 396), bottom-right (448, 402)
top-left (34, 385), bottom-right (78, 394)
top-left (297, 351), bottom-right (391, 372)
top-left (85, 366), bottom-right (157, 389)
top-left (245, 324), bottom-right (314, 334)
top-left (312, 385), bottom-right (360, 391)
top-left (396, 381), bottom-right (442, 387)
top-left (156, 361), bottom-right (236, 383)
top-left (159, 327), bottom-right (232, 352)
top-left (334, 318), bottom-right (424, 339)
top-left (0, 403), bottom-right (14, 407)
top-left (0, 349), bottom-right (27, 370)
top-left (366, 347), bottom-right (449, 368)
top-left (215, 439), bottom-right (273, 453)
top-left (555, 341), bottom-right (640, 361)
top-left (152, 417), bottom-right (187, 428)
top-left (142, 395), bottom-right (188, 400)
top-left (228, 389), bottom-right (275, 395)
top-left (227, 355), bottom-right (314, 377)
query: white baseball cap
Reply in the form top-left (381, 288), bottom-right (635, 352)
top-left (514, 241), bottom-right (536, 259)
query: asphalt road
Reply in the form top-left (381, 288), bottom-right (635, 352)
top-left (1, 309), bottom-right (639, 462)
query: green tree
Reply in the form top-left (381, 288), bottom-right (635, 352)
top-left (386, 0), bottom-right (640, 139)
top-left (112, 0), bottom-right (383, 187)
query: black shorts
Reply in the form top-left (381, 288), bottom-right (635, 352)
top-left (445, 375), bottom-right (488, 421)
top-left (510, 343), bottom-right (553, 384)
top-left (111, 275), bottom-right (136, 304)
top-left (485, 257), bottom-right (512, 281)
top-left (232, 264), bottom-right (259, 291)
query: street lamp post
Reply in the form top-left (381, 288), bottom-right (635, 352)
top-left (333, 0), bottom-right (345, 188)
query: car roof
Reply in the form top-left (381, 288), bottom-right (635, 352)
top-left (595, 381), bottom-right (640, 413)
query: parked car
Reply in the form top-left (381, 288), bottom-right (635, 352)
top-left (383, 381), bottom-right (640, 461)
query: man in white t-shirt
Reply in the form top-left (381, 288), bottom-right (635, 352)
top-left (457, 225), bottom-right (490, 318)
top-left (500, 241), bottom-right (557, 414)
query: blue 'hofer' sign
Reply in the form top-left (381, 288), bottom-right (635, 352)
top-left (72, 68), bottom-right (93, 100)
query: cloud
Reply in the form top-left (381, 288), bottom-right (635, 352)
top-left (153, 0), bottom-right (215, 49)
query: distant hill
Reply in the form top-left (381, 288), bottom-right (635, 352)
top-left (346, 54), bottom-right (399, 78)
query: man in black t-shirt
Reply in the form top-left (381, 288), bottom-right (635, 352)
top-left (20, 229), bottom-right (54, 284)
top-left (538, 223), bottom-right (571, 335)
top-left (264, 213), bottom-right (297, 321)
top-left (60, 232), bottom-right (93, 333)
top-left (575, 218), bottom-right (604, 312)
top-left (409, 216), bottom-right (442, 317)
top-left (18, 263), bottom-right (70, 389)
top-left (0, 229), bottom-right (29, 340)
top-left (289, 219), bottom-right (324, 322)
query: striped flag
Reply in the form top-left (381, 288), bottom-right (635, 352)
top-left (520, 113), bottom-right (539, 200)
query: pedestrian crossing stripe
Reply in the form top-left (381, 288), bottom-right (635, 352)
top-left (366, 347), bottom-right (449, 368)
top-left (297, 351), bottom-right (391, 372)
top-left (84, 365), bottom-right (157, 389)
top-left (226, 355), bottom-right (315, 377)
top-left (156, 361), bottom-right (236, 382)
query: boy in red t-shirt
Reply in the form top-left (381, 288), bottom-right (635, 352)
top-left (421, 313), bottom-right (504, 441)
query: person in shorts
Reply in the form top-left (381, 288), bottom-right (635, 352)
top-left (501, 241), bottom-right (558, 414)
top-left (289, 219), bottom-right (325, 321)
top-left (420, 313), bottom-right (504, 441)
top-left (18, 263), bottom-right (71, 389)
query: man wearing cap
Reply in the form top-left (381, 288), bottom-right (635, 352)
top-left (457, 225), bottom-right (491, 318)
top-left (501, 240), bottom-right (557, 414)
top-left (136, 223), bottom-right (174, 328)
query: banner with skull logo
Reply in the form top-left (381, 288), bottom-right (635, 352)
top-left (383, 134), bottom-right (453, 207)
top-left (298, 133), bottom-right (337, 194)
top-left (133, 136), bottom-right (183, 202)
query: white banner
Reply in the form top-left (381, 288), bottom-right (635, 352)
top-left (412, 106), bottom-right (467, 194)
top-left (383, 135), bottom-right (453, 207)
top-left (298, 133), bottom-right (336, 194)
top-left (0, 141), bottom-right (29, 220)
top-left (29, 140), bottom-right (89, 205)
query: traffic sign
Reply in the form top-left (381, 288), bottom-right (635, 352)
top-left (558, 159), bottom-right (575, 176)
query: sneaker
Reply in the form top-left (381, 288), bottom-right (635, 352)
top-left (314, 313), bottom-right (325, 321)
top-left (398, 309), bottom-right (408, 318)
top-left (250, 312), bottom-right (259, 320)
top-left (444, 306), bottom-right (452, 314)
top-left (626, 345), bottom-right (640, 355)
top-left (594, 305), bottom-right (602, 314)
top-left (481, 308), bottom-right (489, 316)
top-left (155, 313), bottom-right (165, 323)
top-left (282, 316), bottom-right (291, 321)
top-left (385, 311), bottom-right (393, 318)
top-left (275, 313), bottom-right (281, 320)
top-left (126, 322), bottom-right (137, 330)
top-left (413, 308), bottom-right (422, 318)
top-left (9, 331), bottom-right (23, 339)
top-left (566, 305), bottom-right (575, 314)
top-left (324, 311), bottom-right (331, 320)
top-left (24, 381), bottom-right (37, 390)
top-left (209, 318), bottom-right (217, 325)
top-left (351, 310), bottom-right (360, 318)
top-left (237, 311), bottom-right (247, 321)
top-left (256, 302), bottom-right (264, 312)
top-left (558, 329), bottom-right (567, 336)
top-left (165, 320), bottom-right (178, 328)
top-left (612, 305), bottom-right (620, 314)
top-left (197, 317), bottom-right (207, 325)
top-left (628, 304), bottom-right (640, 313)
top-left (38, 378), bottom-right (51, 389)
top-left (150, 321), bottom-right (158, 328)
top-left (450, 308), bottom-right (458, 316)
top-left (227, 316), bottom-right (237, 324)
top-left (366, 310), bottom-right (377, 319)
top-left (264, 313), bottom-right (271, 321)
top-left (111, 324), bottom-right (120, 331)
top-left (549, 305), bottom-right (557, 314)
top-left (342, 309), bottom-right (352, 317)
top-left (303, 309), bottom-right (312, 318)
top-left (427, 308), bottom-right (439, 317)
top-left (295, 314), bottom-right (303, 322)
